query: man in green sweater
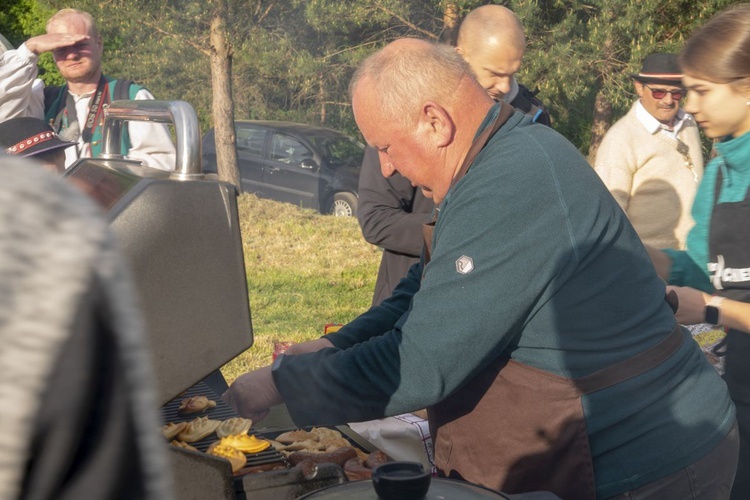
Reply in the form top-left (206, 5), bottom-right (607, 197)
top-left (224, 40), bottom-right (738, 499)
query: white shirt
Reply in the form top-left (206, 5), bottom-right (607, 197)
top-left (634, 99), bottom-right (694, 140)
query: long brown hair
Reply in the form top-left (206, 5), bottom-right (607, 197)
top-left (679, 3), bottom-right (750, 88)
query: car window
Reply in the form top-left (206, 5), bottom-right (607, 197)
top-left (236, 127), bottom-right (266, 156)
top-left (311, 135), bottom-right (364, 168)
top-left (271, 134), bottom-right (312, 164)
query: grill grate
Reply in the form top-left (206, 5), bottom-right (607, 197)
top-left (161, 381), bottom-right (287, 467)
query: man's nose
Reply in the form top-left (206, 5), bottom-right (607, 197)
top-left (379, 153), bottom-right (396, 178)
top-left (494, 77), bottom-right (512, 96)
top-left (54, 47), bottom-right (77, 61)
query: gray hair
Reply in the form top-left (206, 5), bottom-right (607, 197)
top-left (350, 40), bottom-right (473, 126)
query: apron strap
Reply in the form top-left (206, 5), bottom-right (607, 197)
top-left (422, 103), bottom-right (515, 264)
top-left (451, 102), bottom-right (515, 187)
top-left (574, 324), bottom-right (683, 394)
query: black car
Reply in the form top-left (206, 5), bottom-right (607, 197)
top-left (202, 121), bottom-right (365, 216)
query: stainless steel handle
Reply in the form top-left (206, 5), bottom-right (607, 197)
top-left (101, 100), bottom-right (202, 179)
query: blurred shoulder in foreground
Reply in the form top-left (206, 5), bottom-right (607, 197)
top-left (0, 154), bottom-right (172, 500)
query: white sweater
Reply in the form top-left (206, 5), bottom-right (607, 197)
top-left (594, 101), bottom-right (704, 250)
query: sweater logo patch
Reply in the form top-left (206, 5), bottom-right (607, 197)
top-left (456, 255), bottom-right (474, 274)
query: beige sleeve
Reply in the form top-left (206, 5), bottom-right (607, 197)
top-left (593, 127), bottom-right (638, 212)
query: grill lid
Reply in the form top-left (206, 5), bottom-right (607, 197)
top-left (64, 100), bottom-right (252, 404)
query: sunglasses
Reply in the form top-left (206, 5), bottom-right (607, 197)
top-left (645, 84), bottom-right (685, 100)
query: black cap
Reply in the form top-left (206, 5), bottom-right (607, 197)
top-left (0, 117), bottom-right (76, 158)
top-left (630, 53), bottom-right (683, 85)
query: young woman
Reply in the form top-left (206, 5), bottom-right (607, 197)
top-left (649, 4), bottom-right (750, 498)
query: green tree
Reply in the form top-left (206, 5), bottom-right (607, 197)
top-left (512, 0), bottom-right (735, 159)
top-left (293, 0), bottom-right (484, 136)
top-left (0, 0), bottom-right (60, 85)
top-left (3, 0), bottom-right (737, 158)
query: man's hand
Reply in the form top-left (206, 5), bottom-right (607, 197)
top-left (222, 365), bottom-right (283, 422)
top-left (25, 33), bottom-right (90, 56)
top-left (666, 285), bottom-right (711, 325)
top-left (282, 337), bottom-right (334, 356)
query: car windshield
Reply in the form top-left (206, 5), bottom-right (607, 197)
top-left (310, 134), bottom-right (364, 168)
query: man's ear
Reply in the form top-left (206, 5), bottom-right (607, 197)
top-left (634, 80), bottom-right (645, 98)
top-left (417, 101), bottom-right (455, 148)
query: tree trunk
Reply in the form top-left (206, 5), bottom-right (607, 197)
top-left (441, 1), bottom-right (459, 44)
top-left (588, 88), bottom-right (612, 164)
top-left (588, 35), bottom-right (616, 165)
top-left (209, 2), bottom-right (241, 190)
top-left (319, 76), bottom-right (326, 125)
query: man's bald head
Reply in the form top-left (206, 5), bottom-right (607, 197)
top-left (457, 5), bottom-right (526, 54)
top-left (456, 5), bottom-right (526, 99)
top-left (349, 38), bottom-right (474, 126)
top-left (350, 38), bottom-right (493, 205)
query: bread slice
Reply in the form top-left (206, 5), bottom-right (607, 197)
top-left (177, 416), bottom-right (221, 443)
top-left (162, 422), bottom-right (188, 440)
top-left (216, 417), bottom-right (253, 438)
top-left (178, 396), bottom-right (217, 415)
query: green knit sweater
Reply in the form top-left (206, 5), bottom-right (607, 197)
top-left (273, 106), bottom-right (734, 498)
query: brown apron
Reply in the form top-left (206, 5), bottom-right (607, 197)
top-left (421, 102), bottom-right (685, 498)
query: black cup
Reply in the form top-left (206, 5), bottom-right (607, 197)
top-left (371, 461), bottom-right (431, 499)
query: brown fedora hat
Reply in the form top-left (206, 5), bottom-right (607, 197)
top-left (630, 53), bottom-right (683, 85)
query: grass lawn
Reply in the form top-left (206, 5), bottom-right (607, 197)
top-left (220, 194), bottom-right (381, 383)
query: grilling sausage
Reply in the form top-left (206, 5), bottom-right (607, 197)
top-left (287, 446), bottom-right (357, 467)
top-left (234, 462), bottom-right (288, 477)
top-left (364, 450), bottom-right (389, 469)
top-left (344, 458), bottom-right (372, 481)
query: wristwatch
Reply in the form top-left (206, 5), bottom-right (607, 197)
top-left (705, 296), bottom-right (725, 325)
top-left (272, 353), bottom-right (285, 372)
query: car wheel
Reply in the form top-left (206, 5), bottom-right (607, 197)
top-left (328, 192), bottom-right (358, 217)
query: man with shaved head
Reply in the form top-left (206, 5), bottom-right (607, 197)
top-left (225, 39), bottom-right (738, 499)
top-left (457, 4), bottom-right (550, 125)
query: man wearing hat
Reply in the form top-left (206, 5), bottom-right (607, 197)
top-left (0, 116), bottom-right (75, 173)
top-left (595, 53), bottom-right (704, 250)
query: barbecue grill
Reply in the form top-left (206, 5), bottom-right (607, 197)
top-left (64, 100), bottom-right (252, 405)
top-left (62, 100), bottom-right (375, 499)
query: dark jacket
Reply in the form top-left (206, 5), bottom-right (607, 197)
top-left (512, 83), bottom-right (551, 126)
top-left (357, 146), bottom-right (435, 305)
